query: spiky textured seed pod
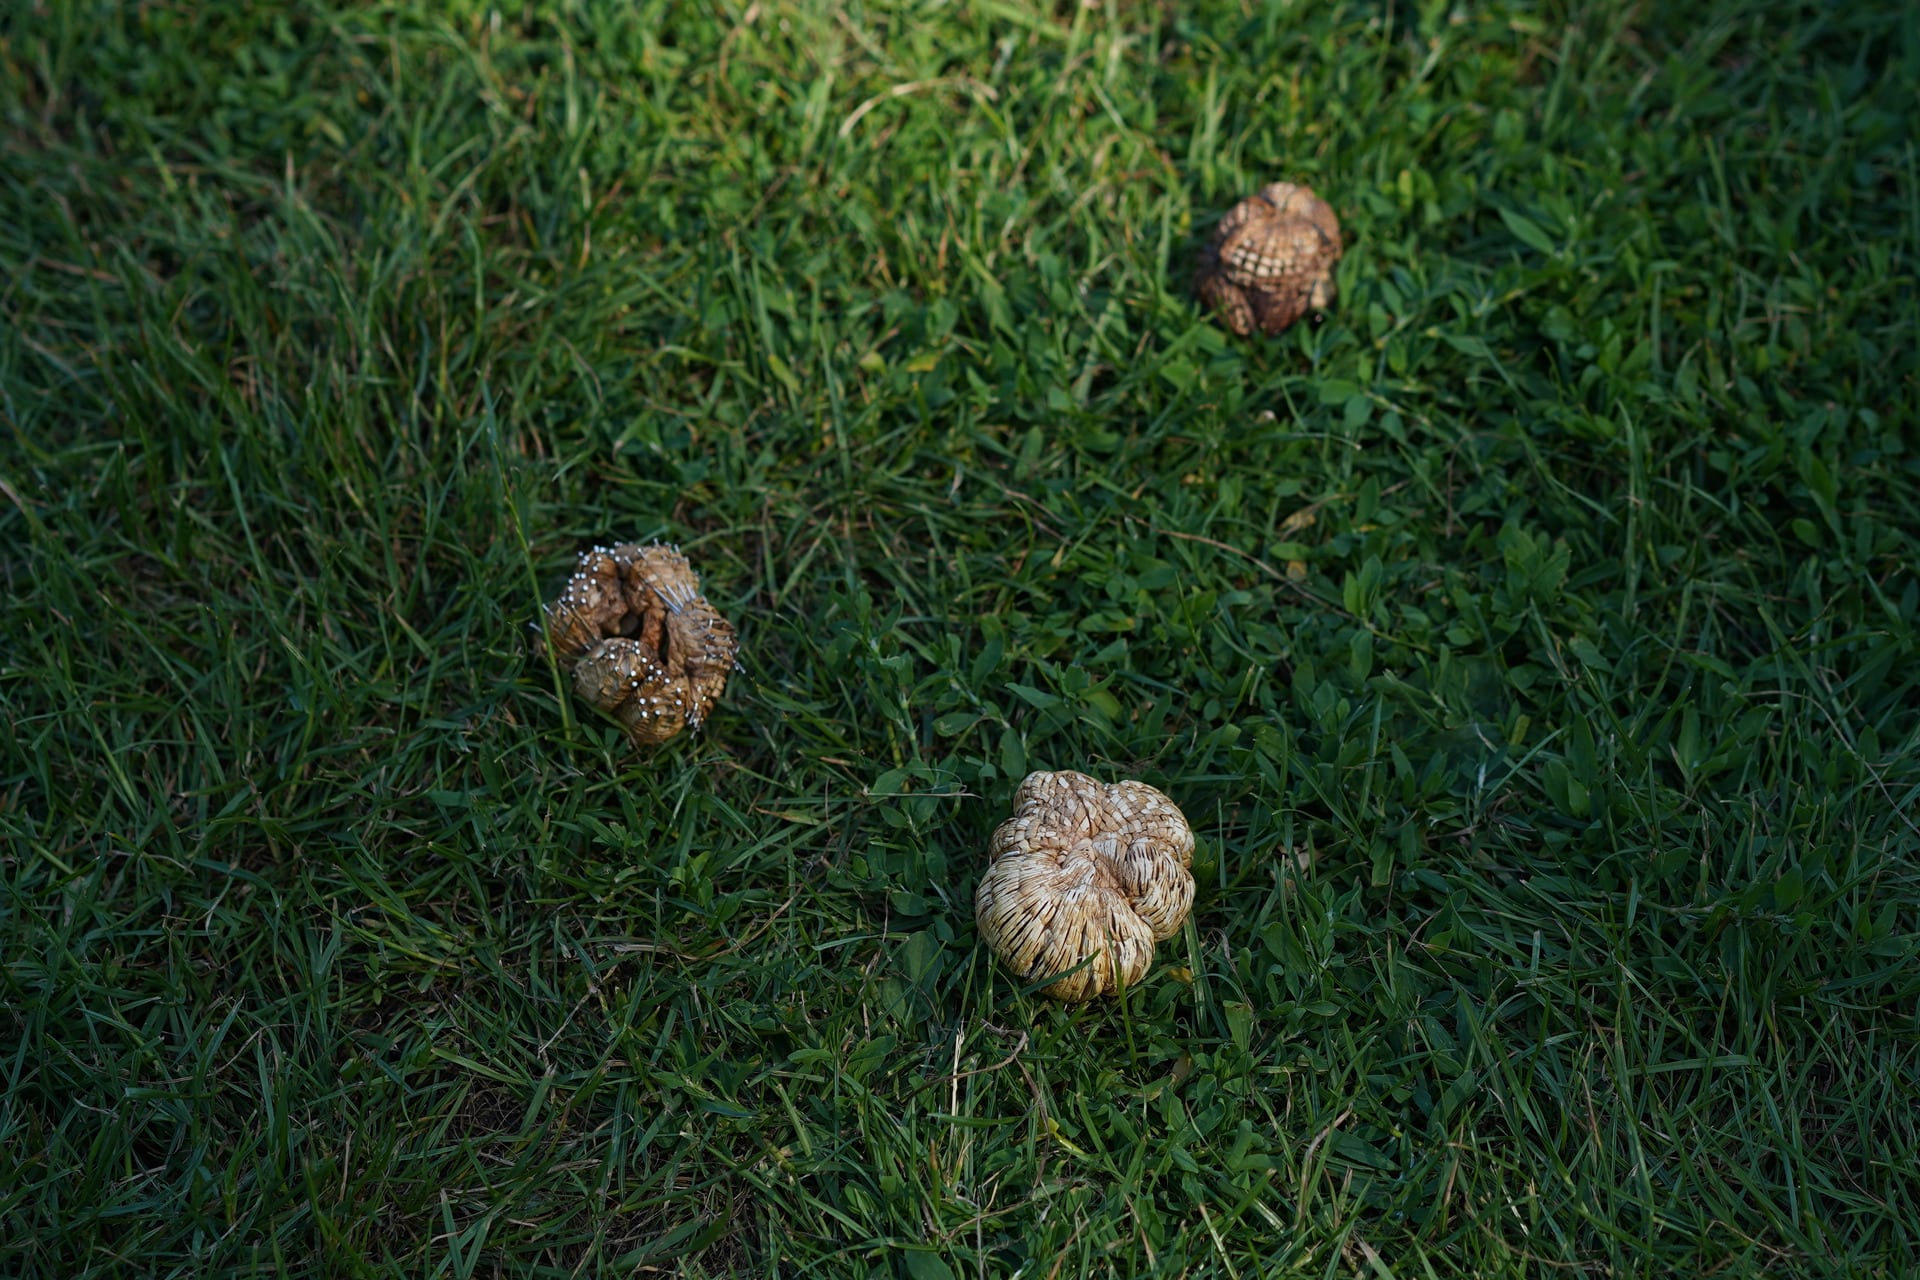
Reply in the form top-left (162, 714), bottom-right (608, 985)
top-left (542, 541), bottom-right (739, 746)
top-left (975, 770), bottom-right (1195, 1003)
top-left (1193, 181), bottom-right (1343, 336)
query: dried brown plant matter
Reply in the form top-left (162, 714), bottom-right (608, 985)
top-left (975, 771), bottom-right (1195, 1002)
top-left (1193, 181), bottom-right (1344, 336)
top-left (544, 542), bottom-right (739, 746)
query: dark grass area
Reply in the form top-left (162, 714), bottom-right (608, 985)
top-left (3, 1), bottom-right (1918, 1275)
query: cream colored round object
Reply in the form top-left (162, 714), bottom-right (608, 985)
top-left (1194, 181), bottom-right (1343, 336)
top-left (975, 770), bottom-right (1195, 1002)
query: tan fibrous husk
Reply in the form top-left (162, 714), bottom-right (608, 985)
top-left (1193, 181), bottom-right (1344, 336)
top-left (975, 770), bottom-right (1195, 1003)
top-left (543, 541), bottom-right (739, 746)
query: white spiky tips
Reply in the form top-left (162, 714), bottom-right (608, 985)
top-left (975, 770), bottom-right (1196, 1003)
top-left (1194, 180), bottom-right (1343, 336)
top-left (543, 541), bottom-right (739, 746)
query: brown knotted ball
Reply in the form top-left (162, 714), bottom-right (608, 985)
top-left (1193, 181), bottom-right (1343, 336)
top-left (543, 541), bottom-right (739, 745)
top-left (975, 770), bottom-right (1195, 1002)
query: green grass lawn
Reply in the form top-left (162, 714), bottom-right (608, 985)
top-left (4, 0), bottom-right (1918, 1275)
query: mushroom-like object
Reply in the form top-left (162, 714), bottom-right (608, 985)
top-left (975, 770), bottom-right (1195, 1002)
top-left (543, 541), bottom-right (739, 745)
top-left (1193, 181), bottom-right (1343, 336)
